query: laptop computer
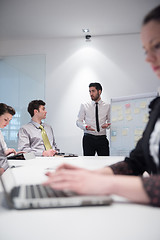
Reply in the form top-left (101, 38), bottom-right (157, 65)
top-left (0, 168), bottom-right (112, 210)
top-left (55, 152), bottom-right (78, 157)
top-left (7, 152), bottom-right (35, 160)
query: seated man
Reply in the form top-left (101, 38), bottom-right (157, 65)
top-left (18, 100), bottom-right (59, 157)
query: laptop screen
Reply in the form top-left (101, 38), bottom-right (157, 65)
top-left (0, 168), bottom-right (17, 208)
top-left (0, 168), bottom-right (16, 193)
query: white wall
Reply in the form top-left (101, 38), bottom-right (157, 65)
top-left (0, 34), bottom-right (159, 155)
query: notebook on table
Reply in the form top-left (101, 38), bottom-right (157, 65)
top-left (0, 168), bottom-right (112, 210)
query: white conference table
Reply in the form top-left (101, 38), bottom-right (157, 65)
top-left (0, 156), bottom-right (160, 240)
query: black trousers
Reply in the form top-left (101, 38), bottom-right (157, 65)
top-left (83, 134), bottom-right (109, 156)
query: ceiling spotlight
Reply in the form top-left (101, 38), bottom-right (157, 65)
top-left (82, 29), bottom-right (89, 33)
top-left (85, 35), bottom-right (91, 40)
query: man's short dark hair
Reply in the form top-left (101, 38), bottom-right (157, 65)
top-left (28, 100), bottom-right (45, 117)
top-left (0, 103), bottom-right (15, 116)
top-left (89, 82), bottom-right (102, 91)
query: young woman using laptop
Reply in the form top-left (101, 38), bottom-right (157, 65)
top-left (0, 103), bottom-right (16, 175)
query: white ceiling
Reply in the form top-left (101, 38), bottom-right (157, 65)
top-left (0, 0), bottom-right (159, 40)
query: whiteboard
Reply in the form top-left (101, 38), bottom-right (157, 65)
top-left (110, 92), bottom-right (157, 156)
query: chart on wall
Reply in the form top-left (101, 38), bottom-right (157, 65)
top-left (110, 92), bottom-right (157, 157)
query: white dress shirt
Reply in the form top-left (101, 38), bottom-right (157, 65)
top-left (0, 130), bottom-right (9, 170)
top-left (18, 120), bottom-right (58, 156)
top-left (0, 130), bottom-right (8, 154)
top-left (76, 99), bottom-right (110, 136)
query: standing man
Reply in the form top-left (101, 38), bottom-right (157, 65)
top-left (76, 82), bottom-right (110, 156)
top-left (18, 100), bottom-right (59, 157)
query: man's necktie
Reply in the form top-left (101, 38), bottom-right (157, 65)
top-left (39, 125), bottom-right (52, 150)
top-left (95, 103), bottom-right (100, 132)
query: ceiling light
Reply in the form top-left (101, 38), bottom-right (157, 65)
top-left (82, 29), bottom-right (89, 33)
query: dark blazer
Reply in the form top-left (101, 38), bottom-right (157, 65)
top-left (125, 97), bottom-right (160, 175)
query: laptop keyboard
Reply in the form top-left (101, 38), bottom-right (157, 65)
top-left (11, 185), bottom-right (76, 199)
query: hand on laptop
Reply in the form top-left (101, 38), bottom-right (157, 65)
top-left (5, 148), bottom-right (17, 156)
top-left (44, 163), bottom-right (85, 178)
top-left (56, 163), bottom-right (84, 171)
top-left (43, 164), bottom-right (113, 196)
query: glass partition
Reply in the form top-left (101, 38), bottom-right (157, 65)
top-left (0, 55), bottom-right (45, 150)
